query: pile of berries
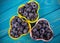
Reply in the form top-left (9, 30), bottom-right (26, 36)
top-left (18, 2), bottom-right (38, 22)
top-left (30, 18), bottom-right (53, 41)
top-left (9, 16), bottom-right (30, 38)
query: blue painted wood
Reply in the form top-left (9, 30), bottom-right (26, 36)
top-left (0, 0), bottom-right (60, 43)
